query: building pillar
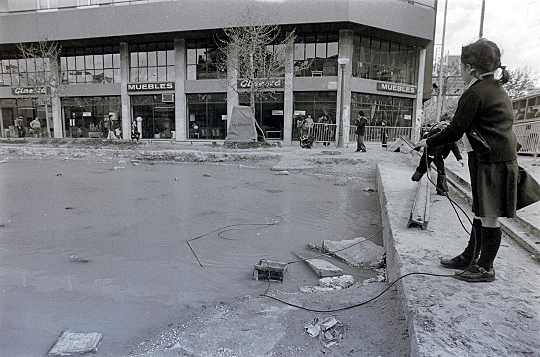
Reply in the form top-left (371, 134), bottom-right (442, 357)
top-left (337, 29), bottom-right (353, 145)
top-left (226, 44), bottom-right (239, 133)
top-left (283, 34), bottom-right (294, 146)
top-left (413, 48), bottom-right (427, 142)
top-left (175, 38), bottom-right (187, 141)
top-left (120, 42), bottom-right (130, 139)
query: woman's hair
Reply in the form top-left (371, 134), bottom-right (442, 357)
top-left (461, 38), bottom-right (510, 84)
top-left (359, 111), bottom-right (364, 116)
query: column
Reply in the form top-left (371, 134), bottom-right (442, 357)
top-left (413, 48), bottom-right (427, 142)
top-left (175, 38), bottom-right (187, 141)
top-left (283, 34), bottom-right (294, 146)
top-left (337, 29), bottom-right (353, 144)
top-left (119, 42), bottom-right (130, 139)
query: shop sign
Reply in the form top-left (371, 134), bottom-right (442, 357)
top-left (377, 82), bottom-right (417, 95)
top-left (12, 87), bottom-right (47, 96)
top-left (127, 82), bottom-right (174, 91)
top-left (237, 78), bottom-right (284, 89)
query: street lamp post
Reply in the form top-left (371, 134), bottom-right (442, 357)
top-left (336, 57), bottom-right (349, 148)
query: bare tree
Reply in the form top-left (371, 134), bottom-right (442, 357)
top-left (503, 66), bottom-right (539, 99)
top-left (218, 5), bottom-right (297, 141)
top-left (17, 40), bottom-right (61, 138)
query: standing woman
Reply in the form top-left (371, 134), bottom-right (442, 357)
top-left (415, 38), bottom-right (518, 282)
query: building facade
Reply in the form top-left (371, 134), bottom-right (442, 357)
top-left (0, 0), bottom-right (436, 145)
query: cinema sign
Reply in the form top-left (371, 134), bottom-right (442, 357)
top-left (237, 78), bottom-right (284, 89)
top-left (12, 87), bottom-right (47, 96)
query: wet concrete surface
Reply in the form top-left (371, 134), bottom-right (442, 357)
top-left (0, 156), bottom-right (383, 356)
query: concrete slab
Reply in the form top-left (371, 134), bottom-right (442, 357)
top-left (47, 331), bottom-right (102, 356)
top-left (293, 252), bottom-right (343, 277)
top-left (323, 237), bottom-right (385, 268)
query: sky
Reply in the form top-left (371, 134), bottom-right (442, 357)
top-left (434, 0), bottom-right (540, 86)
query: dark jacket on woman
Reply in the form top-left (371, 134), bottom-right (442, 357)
top-left (427, 76), bottom-right (517, 163)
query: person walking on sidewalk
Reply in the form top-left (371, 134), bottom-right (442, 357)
top-left (354, 111), bottom-right (368, 152)
top-left (411, 115), bottom-right (464, 195)
top-left (380, 121), bottom-right (389, 148)
top-left (415, 38), bottom-right (518, 283)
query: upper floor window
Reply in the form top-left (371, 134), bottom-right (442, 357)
top-left (352, 36), bottom-right (417, 85)
top-left (294, 33), bottom-right (338, 77)
top-left (1, 57), bottom-right (51, 87)
top-left (61, 45), bottom-right (120, 84)
top-left (186, 39), bottom-right (225, 80)
top-left (129, 42), bottom-right (175, 82)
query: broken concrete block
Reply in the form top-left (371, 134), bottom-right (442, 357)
top-left (293, 252), bottom-right (343, 278)
top-left (323, 237), bottom-right (385, 268)
top-left (47, 331), bottom-right (102, 356)
top-left (304, 258), bottom-right (342, 277)
top-left (319, 275), bottom-right (354, 290)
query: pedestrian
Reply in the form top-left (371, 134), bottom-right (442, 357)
top-left (296, 115), bottom-right (306, 139)
top-left (380, 121), bottom-right (388, 148)
top-left (354, 111), bottom-right (368, 152)
top-left (411, 115), bottom-right (464, 195)
top-left (317, 115), bottom-right (331, 147)
top-left (303, 114), bottom-right (314, 135)
top-left (15, 116), bottom-right (25, 137)
top-left (114, 126), bottom-right (121, 139)
top-left (30, 117), bottom-right (41, 137)
top-left (414, 38), bottom-right (519, 282)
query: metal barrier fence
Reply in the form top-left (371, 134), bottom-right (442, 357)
top-left (514, 121), bottom-right (540, 155)
top-left (306, 121), bottom-right (539, 154)
top-left (307, 124), bottom-right (413, 145)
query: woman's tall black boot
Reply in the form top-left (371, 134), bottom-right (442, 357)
top-left (440, 218), bottom-right (482, 269)
top-left (454, 226), bottom-right (500, 282)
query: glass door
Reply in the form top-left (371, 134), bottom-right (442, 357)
top-left (132, 97), bottom-right (175, 139)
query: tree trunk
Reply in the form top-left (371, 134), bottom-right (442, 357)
top-left (44, 103), bottom-right (51, 138)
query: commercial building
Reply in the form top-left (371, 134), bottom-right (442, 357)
top-left (0, 0), bottom-right (436, 145)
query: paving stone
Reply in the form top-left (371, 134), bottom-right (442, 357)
top-left (47, 331), bottom-right (102, 356)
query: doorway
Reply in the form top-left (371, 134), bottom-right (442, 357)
top-left (131, 95), bottom-right (175, 139)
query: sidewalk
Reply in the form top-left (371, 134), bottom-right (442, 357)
top-left (377, 146), bottom-right (540, 356)
top-left (1, 139), bottom-right (539, 356)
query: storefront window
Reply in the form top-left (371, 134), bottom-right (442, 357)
top-left (61, 46), bottom-right (120, 84)
top-left (0, 98), bottom-right (50, 138)
top-left (352, 35), bottom-right (418, 85)
top-left (186, 39), bottom-right (225, 80)
top-left (186, 93), bottom-right (226, 139)
top-left (294, 33), bottom-right (338, 77)
top-left (132, 95), bottom-right (175, 139)
top-left (62, 96), bottom-right (121, 138)
top-left (292, 91), bottom-right (337, 140)
top-left (239, 93), bottom-right (284, 140)
top-left (351, 92), bottom-right (413, 127)
top-left (129, 42), bottom-right (175, 82)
